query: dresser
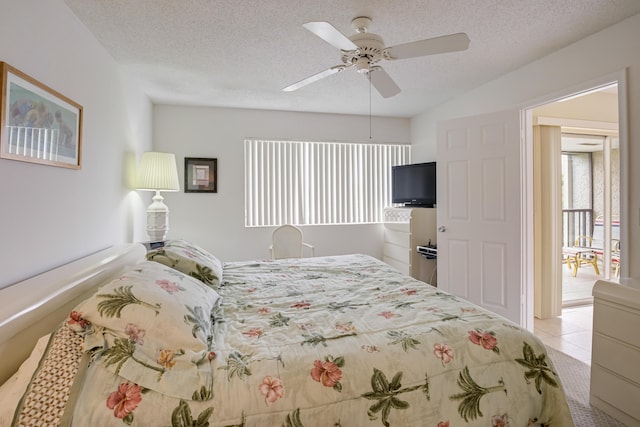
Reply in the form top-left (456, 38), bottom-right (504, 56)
top-left (590, 278), bottom-right (640, 426)
top-left (382, 207), bottom-right (437, 284)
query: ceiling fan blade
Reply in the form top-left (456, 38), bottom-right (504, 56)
top-left (387, 32), bottom-right (470, 60)
top-left (369, 67), bottom-right (401, 98)
top-left (282, 65), bottom-right (347, 92)
top-left (303, 21), bottom-right (358, 51)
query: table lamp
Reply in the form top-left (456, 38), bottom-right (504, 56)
top-left (136, 151), bottom-right (180, 241)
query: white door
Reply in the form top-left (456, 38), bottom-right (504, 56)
top-left (436, 110), bottom-right (524, 325)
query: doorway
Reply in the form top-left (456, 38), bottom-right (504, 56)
top-left (529, 81), bottom-right (621, 359)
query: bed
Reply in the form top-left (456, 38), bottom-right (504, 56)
top-left (0, 240), bottom-right (574, 426)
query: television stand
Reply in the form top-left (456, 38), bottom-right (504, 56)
top-left (403, 203), bottom-right (435, 208)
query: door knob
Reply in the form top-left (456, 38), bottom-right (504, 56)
top-left (438, 226), bottom-right (446, 232)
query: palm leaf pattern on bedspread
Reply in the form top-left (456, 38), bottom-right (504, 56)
top-left (171, 399), bottom-right (214, 427)
top-left (361, 368), bottom-right (430, 427)
top-left (102, 337), bottom-right (167, 376)
top-left (97, 285), bottom-right (161, 318)
top-left (63, 254), bottom-right (573, 426)
top-left (515, 342), bottom-right (559, 394)
top-left (450, 366), bottom-right (506, 422)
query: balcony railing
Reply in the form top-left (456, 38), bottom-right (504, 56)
top-left (562, 208), bottom-right (593, 247)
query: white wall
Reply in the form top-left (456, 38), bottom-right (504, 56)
top-left (153, 105), bottom-right (410, 262)
top-left (0, 0), bottom-right (152, 289)
top-left (4, 1), bottom-right (636, 285)
top-left (411, 13), bottom-right (640, 278)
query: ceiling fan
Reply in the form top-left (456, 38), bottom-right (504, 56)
top-left (282, 16), bottom-right (470, 98)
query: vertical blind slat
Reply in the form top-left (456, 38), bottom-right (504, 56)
top-left (244, 139), bottom-right (410, 227)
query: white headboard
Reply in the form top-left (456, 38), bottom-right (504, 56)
top-left (0, 243), bottom-right (146, 385)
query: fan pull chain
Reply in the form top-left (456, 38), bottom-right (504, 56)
top-left (368, 72), bottom-right (372, 139)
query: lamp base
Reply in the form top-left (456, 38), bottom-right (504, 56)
top-left (146, 191), bottom-right (170, 241)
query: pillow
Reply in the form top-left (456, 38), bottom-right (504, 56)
top-left (1, 334), bottom-right (51, 426)
top-left (147, 239), bottom-right (223, 289)
top-left (66, 261), bottom-right (221, 400)
top-left (10, 329), bottom-right (83, 426)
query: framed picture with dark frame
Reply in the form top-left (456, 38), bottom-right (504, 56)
top-left (0, 62), bottom-right (83, 169)
top-left (184, 157), bottom-right (217, 193)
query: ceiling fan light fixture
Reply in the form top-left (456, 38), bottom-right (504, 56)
top-left (354, 57), bottom-right (370, 73)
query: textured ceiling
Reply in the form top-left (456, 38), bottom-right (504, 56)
top-left (64, 0), bottom-right (640, 118)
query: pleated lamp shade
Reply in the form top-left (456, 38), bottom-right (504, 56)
top-left (136, 152), bottom-right (180, 191)
top-left (136, 152), bottom-right (180, 241)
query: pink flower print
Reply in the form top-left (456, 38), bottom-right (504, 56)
top-left (242, 328), bottom-right (263, 338)
top-left (379, 311), bottom-right (397, 319)
top-left (291, 301), bottom-right (311, 309)
top-left (401, 288), bottom-right (417, 295)
top-left (361, 344), bottom-right (380, 353)
top-left (335, 322), bottom-right (356, 333)
top-left (310, 360), bottom-right (343, 388)
top-left (438, 422), bottom-right (450, 427)
top-left (157, 349), bottom-right (177, 369)
top-left (106, 382), bottom-right (142, 419)
top-left (298, 323), bottom-right (314, 331)
top-left (125, 323), bottom-right (145, 345)
top-left (491, 414), bottom-right (511, 427)
top-left (468, 329), bottom-right (499, 353)
top-left (155, 279), bottom-right (182, 294)
top-left (259, 376), bottom-right (285, 404)
top-left (257, 307), bottom-right (271, 314)
top-left (67, 311), bottom-right (91, 329)
top-left (433, 343), bottom-right (454, 365)
top-left (247, 287), bottom-right (258, 293)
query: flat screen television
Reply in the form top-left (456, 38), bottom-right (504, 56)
top-left (392, 162), bottom-right (436, 207)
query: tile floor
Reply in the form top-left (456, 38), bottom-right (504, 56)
top-left (533, 260), bottom-right (619, 365)
top-left (534, 304), bottom-right (594, 365)
top-left (561, 260), bottom-right (618, 305)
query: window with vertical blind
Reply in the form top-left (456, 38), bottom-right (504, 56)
top-left (244, 139), bottom-right (411, 227)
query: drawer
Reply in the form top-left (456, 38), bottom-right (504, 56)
top-left (384, 230), bottom-right (410, 247)
top-left (594, 300), bottom-right (640, 348)
top-left (383, 221), bottom-right (410, 232)
top-left (384, 243), bottom-right (410, 263)
top-left (591, 366), bottom-right (640, 422)
top-left (592, 333), bottom-right (640, 385)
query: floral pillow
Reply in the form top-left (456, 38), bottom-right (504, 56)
top-left (147, 239), bottom-right (223, 289)
top-left (66, 261), bottom-right (221, 400)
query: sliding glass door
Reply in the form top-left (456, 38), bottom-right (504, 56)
top-left (561, 133), bottom-right (620, 303)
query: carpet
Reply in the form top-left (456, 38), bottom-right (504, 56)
top-left (546, 346), bottom-right (628, 426)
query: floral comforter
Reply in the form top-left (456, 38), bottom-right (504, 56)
top-left (18, 254), bottom-right (574, 426)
